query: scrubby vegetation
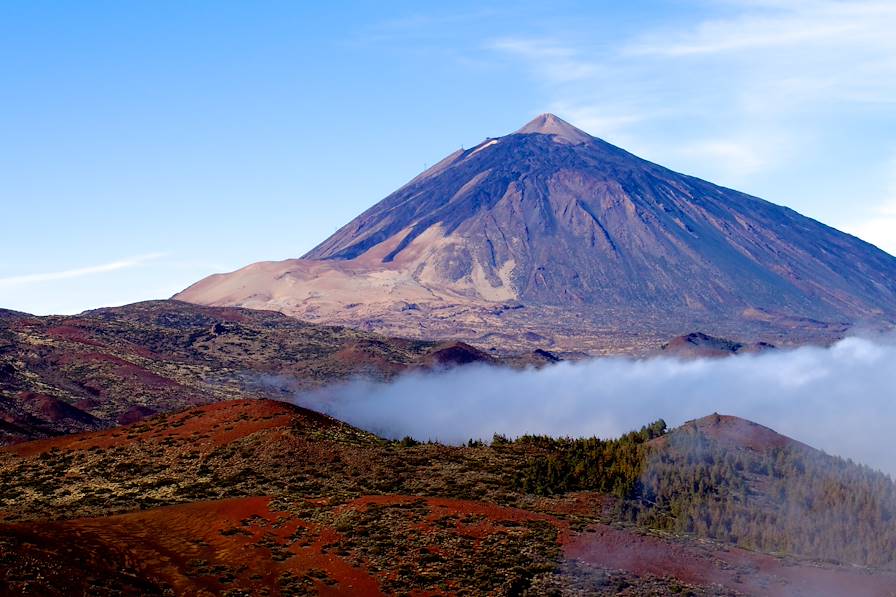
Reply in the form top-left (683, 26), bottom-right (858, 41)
top-left (509, 415), bottom-right (896, 570)
top-left (633, 425), bottom-right (896, 569)
top-left (3, 401), bottom-right (896, 595)
top-left (513, 420), bottom-right (667, 497)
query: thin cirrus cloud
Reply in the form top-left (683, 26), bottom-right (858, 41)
top-left (488, 32), bottom-right (797, 184)
top-left (490, 32), bottom-right (790, 185)
top-left (674, 139), bottom-right (773, 179)
top-left (486, 0), bottom-right (896, 243)
top-left (0, 253), bottom-right (166, 289)
top-left (627, 14), bottom-right (861, 57)
top-left (627, 1), bottom-right (896, 61)
top-left (489, 38), bottom-right (598, 83)
top-left (490, 1), bottom-right (896, 140)
top-left (622, 1), bottom-right (896, 108)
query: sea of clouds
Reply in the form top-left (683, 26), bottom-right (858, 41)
top-left (296, 334), bottom-right (896, 476)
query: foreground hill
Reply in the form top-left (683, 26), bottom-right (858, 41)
top-left (0, 300), bottom-right (526, 444)
top-left (177, 114), bottom-right (896, 354)
top-left (1, 399), bottom-right (894, 595)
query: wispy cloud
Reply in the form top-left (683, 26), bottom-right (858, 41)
top-left (0, 253), bottom-right (166, 289)
top-left (489, 38), bottom-right (599, 83)
top-left (487, 0), bottom-right (896, 190)
top-left (626, 1), bottom-right (896, 107)
top-left (357, 8), bottom-right (502, 45)
top-left (626, 3), bottom-right (885, 57)
top-left (675, 136), bottom-right (785, 181)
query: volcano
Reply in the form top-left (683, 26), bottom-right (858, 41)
top-left (176, 114), bottom-right (896, 354)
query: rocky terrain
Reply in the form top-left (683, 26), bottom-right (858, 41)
top-left (660, 332), bottom-right (776, 358)
top-left (0, 300), bottom-right (555, 445)
top-left (177, 114), bottom-right (896, 354)
top-left (1, 399), bottom-right (894, 595)
top-left (6, 113), bottom-right (896, 595)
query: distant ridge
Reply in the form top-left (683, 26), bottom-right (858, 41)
top-left (661, 332), bottom-right (776, 358)
top-left (177, 114), bottom-right (896, 354)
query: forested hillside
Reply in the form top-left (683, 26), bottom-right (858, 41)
top-left (513, 414), bottom-right (896, 569)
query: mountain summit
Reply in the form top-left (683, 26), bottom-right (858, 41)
top-left (515, 113), bottom-right (592, 143)
top-left (177, 115), bottom-right (896, 354)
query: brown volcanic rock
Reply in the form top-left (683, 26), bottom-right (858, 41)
top-left (19, 392), bottom-right (98, 426)
top-left (115, 404), bottom-right (157, 425)
top-left (0, 393), bottom-right (100, 443)
top-left (0, 300), bottom-right (503, 444)
top-left (670, 412), bottom-right (802, 452)
top-left (661, 331), bottom-right (776, 358)
top-left (647, 413), bottom-right (810, 459)
top-left (177, 114), bottom-right (896, 354)
top-left (420, 341), bottom-right (496, 367)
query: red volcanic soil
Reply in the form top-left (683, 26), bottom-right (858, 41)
top-left (565, 524), bottom-right (896, 597)
top-left (651, 413), bottom-right (803, 453)
top-left (0, 494), bottom-right (571, 596)
top-left (116, 404), bottom-right (157, 425)
top-left (532, 491), bottom-right (615, 518)
top-left (420, 342), bottom-right (496, 367)
top-left (0, 496), bottom-right (383, 596)
top-left (687, 413), bottom-right (803, 451)
top-left (16, 392), bottom-right (97, 425)
top-left (58, 351), bottom-right (183, 390)
top-left (347, 494), bottom-right (564, 539)
top-left (43, 321), bottom-right (160, 359)
top-left (44, 321), bottom-right (155, 359)
top-left (4, 398), bottom-right (301, 458)
top-left (44, 324), bottom-right (104, 347)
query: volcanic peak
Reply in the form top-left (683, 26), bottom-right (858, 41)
top-left (514, 113), bottom-right (592, 144)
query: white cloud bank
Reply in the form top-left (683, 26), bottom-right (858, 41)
top-left (297, 334), bottom-right (896, 476)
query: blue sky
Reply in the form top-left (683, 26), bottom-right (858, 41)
top-left (3, 0), bottom-right (895, 314)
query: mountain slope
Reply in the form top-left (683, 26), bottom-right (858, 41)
top-left (0, 300), bottom-right (523, 444)
top-left (177, 114), bottom-right (896, 353)
top-left (3, 401), bottom-right (896, 595)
